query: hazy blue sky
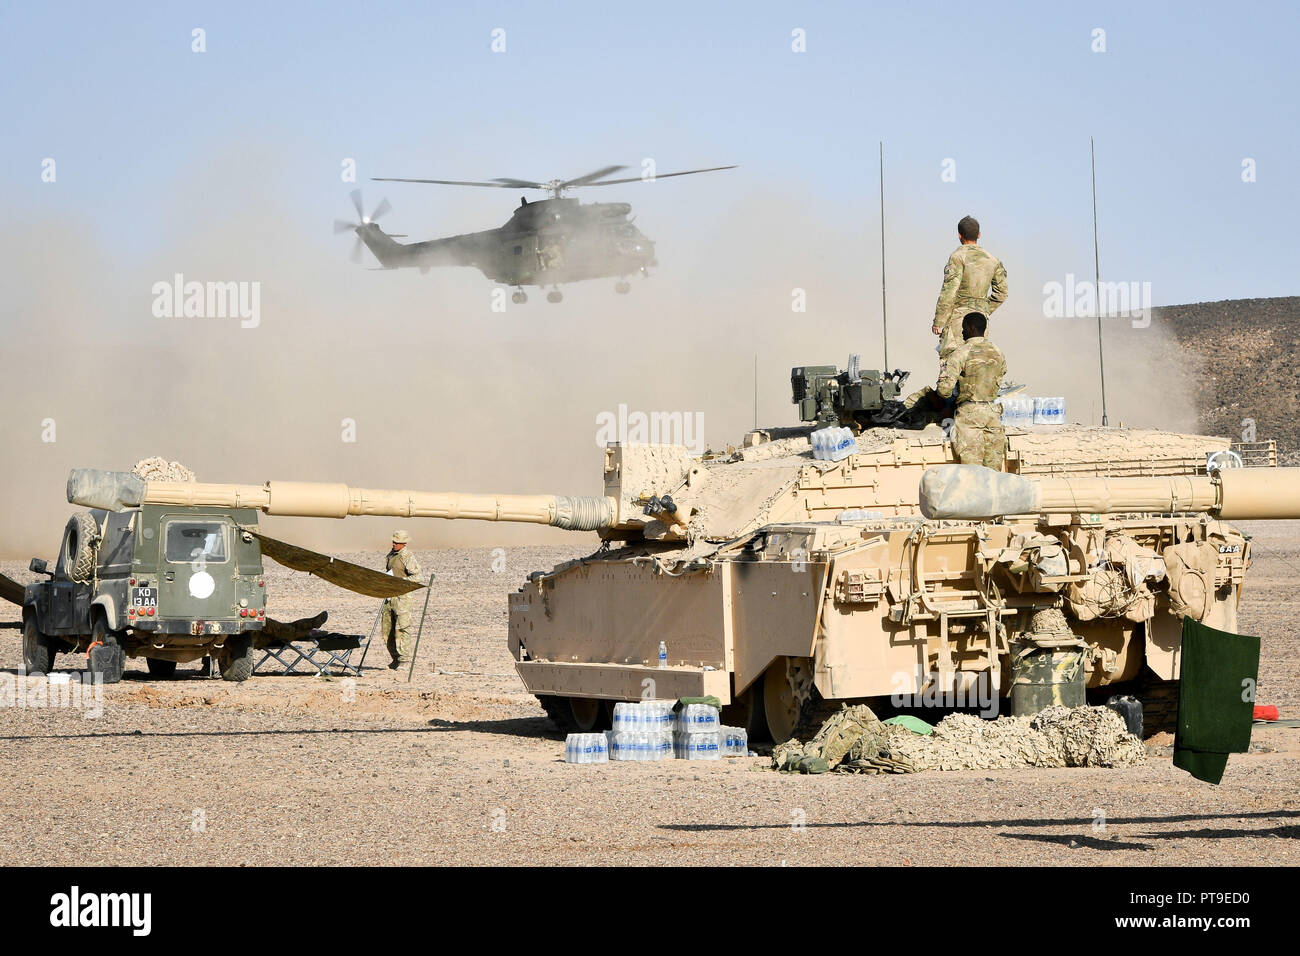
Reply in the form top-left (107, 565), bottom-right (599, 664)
top-left (2, 1), bottom-right (1298, 553)
top-left (4, 0), bottom-right (1297, 303)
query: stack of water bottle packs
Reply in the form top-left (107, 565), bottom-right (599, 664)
top-left (810, 425), bottom-right (858, 462)
top-left (564, 700), bottom-right (748, 764)
top-left (608, 700), bottom-right (674, 761)
top-left (999, 396), bottom-right (1066, 427)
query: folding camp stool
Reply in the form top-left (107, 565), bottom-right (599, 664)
top-left (254, 632), bottom-right (369, 677)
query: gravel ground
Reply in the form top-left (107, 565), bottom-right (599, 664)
top-left (2, 529), bottom-right (1298, 867)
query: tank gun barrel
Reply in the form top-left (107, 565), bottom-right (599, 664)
top-left (66, 469), bottom-right (617, 531)
top-left (919, 464), bottom-right (1300, 520)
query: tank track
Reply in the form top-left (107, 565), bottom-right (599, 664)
top-left (1133, 674), bottom-right (1180, 738)
top-left (535, 694), bottom-right (579, 734)
top-left (790, 688), bottom-right (842, 743)
top-left (1092, 672), bottom-right (1180, 738)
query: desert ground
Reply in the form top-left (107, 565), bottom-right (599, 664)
top-left (1, 523), bottom-right (1298, 867)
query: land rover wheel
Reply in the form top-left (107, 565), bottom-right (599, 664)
top-left (145, 658), bottom-right (178, 679)
top-left (22, 616), bottom-right (55, 675)
top-left (218, 635), bottom-right (255, 682)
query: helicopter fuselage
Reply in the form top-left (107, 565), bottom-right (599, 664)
top-left (357, 196), bottom-right (657, 288)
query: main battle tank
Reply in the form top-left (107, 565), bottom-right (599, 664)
top-left (67, 361), bottom-right (1300, 741)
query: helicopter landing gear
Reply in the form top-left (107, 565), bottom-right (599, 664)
top-left (614, 280), bottom-right (631, 294)
top-left (511, 290), bottom-right (528, 304)
top-left (546, 289), bottom-right (563, 304)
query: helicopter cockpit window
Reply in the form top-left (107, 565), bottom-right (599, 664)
top-left (164, 521), bottom-right (229, 564)
top-left (514, 245), bottom-right (522, 255)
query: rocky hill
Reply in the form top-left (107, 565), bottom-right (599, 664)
top-left (1155, 296), bottom-right (1300, 458)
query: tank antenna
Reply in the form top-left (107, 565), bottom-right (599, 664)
top-left (1091, 136), bottom-right (1110, 426)
top-left (753, 353), bottom-right (758, 430)
top-left (879, 141), bottom-right (890, 371)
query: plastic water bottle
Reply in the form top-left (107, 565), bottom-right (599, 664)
top-left (658, 641), bottom-right (667, 669)
top-left (647, 700), bottom-right (673, 729)
top-left (832, 427), bottom-right (857, 461)
top-left (612, 702), bottom-right (632, 733)
top-left (650, 731), bottom-right (672, 760)
top-left (610, 732), bottom-right (630, 761)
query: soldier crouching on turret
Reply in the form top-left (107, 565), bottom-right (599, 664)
top-left (937, 311), bottom-right (1007, 470)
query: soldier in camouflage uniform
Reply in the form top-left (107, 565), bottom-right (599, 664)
top-left (932, 215), bottom-right (1008, 365)
top-left (937, 312), bottom-right (1007, 470)
top-left (381, 530), bottom-right (422, 668)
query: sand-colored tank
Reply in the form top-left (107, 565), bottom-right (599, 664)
top-left (67, 418), bottom-right (1297, 741)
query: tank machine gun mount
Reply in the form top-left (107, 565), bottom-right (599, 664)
top-left (792, 355), bottom-right (915, 430)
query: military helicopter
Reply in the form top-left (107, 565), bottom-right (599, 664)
top-left (333, 164), bottom-right (736, 303)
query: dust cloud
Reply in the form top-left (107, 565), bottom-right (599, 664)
top-left (0, 164), bottom-right (1200, 562)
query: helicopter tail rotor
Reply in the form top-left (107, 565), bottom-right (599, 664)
top-left (335, 189), bottom-right (396, 264)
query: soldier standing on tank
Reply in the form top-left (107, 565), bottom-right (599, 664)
top-left (381, 530), bottom-right (422, 668)
top-left (932, 215), bottom-right (1008, 369)
top-left (937, 312), bottom-right (1007, 470)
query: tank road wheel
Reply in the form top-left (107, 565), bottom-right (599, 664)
top-left (721, 685), bottom-right (771, 742)
top-left (218, 635), bottom-right (256, 683)
top-left (146, 658), bottom-right (178, 679)
top-left (536, 695), bottom-right (612, 734)
top-left (761, 656), bottom-right (818, 744)
top-left (1136, 679), bottom-right (1179, 737)
top-left (22, 616), bottom-right (55, 675)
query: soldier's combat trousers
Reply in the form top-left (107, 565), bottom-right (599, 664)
top-left (953, 401), bottom-right (1006, 470)
top-left (380, 597), bottom-right (414, 664)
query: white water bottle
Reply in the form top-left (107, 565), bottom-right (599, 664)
top-left (658, 641), bottom-right (667, 668)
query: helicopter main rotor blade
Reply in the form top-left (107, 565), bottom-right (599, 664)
top-left (334, 219), bottom-right (359, 234)
top-left (350, 236), bottom-right (364, 264)
top-left (372, 177), bottom-right (539, 189)
top-left (579, 165), bottom-right (738, 187)
top-left (369, 197), bottom-right (392, 221)
top-left (349, 189), bottom-right (365, 219)
top-left (559, 165), bottom-right (629, 189)
top-left (490, 178), bottom-right (550, 188)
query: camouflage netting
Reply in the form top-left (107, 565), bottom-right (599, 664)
top-left (772, 703), bottom-right (1145, 774)
top-left (132, 458), bottom-right (196, 482)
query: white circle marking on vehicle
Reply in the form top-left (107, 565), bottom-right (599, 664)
top-left (189, 571), bottom-right (215, 599)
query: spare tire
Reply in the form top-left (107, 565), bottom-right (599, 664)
top-left (63, 512), bottom-right (100, 582)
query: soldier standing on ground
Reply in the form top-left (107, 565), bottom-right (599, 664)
top-left (381, 530), bottom-right (421, 668)
top-left (932, 215), bottom-right (1008, 367)
top-left (937, 312), bottom-right (1007, 470)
